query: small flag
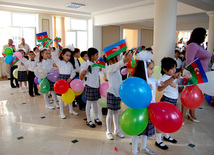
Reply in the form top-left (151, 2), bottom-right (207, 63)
top-left (187, 58), bottom-right (208, 85)
top-left (103, 39), bottom-right (127, 60)
top-left (42, 39), bottom-right (52, 48)
top-left (54, 37), bottom-right (61, 43)
top-left (36, 32), bottom-right (48, 42)
top-left (180, 78), bottom-right (193, 85)
top-left (91, 57), bottom-right (105, 68)
top-left (58, 44), bottom-right (63, 55)
top-left (11, 44), bottom-right (16, 51)
top-left (2, 52), bottom-right (6, 57)
top-left (10, 56), bottom-right (19, 67)
top-left (178, 38), bottom-right (183, 44)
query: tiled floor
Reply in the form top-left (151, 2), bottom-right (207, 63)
top-left (0, 80), bottom-right (214, 155)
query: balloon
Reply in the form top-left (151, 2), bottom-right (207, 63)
top-left (119, 77), bottom-right (152, 109)
top-left (13, 68), bottom-right (18, 79)
top-left (70, 79), bottom-right (84, 92)
top-left (5, 55), bottom-right (13, 64)
top-left (198, 71), bottom-right (214, 96)
top-left (37, 85), bottom-right (39, 90)
top-left (130, 68), bottom-right (135, 75)
top-left (78, 57), bottom-right (83, 63)
top-left (121, 68), bottom-right (128, 75)
top-left (54, 67), bottom-right (59, 72)
top-left (103, 75), bottom-right (106, 81)
top-left (34, 65), bottom-right (47, 79)
top-left (62, 88), bottom-right (75, 104)
top-left (74, 90), bottom-right (84, 96)
top-left (120, 108), bottom-right (149, 136)
top-left (206, 95), bottom-right (212, 104)
top-left (38, 78), bottom-right (42, 84)
top-left (34, 77), bottom-right (39, 85)
top-left (39, 78), bottom-right (50, 94)
top-left (4, 48), bottom-right (13, 55)
top-left (99, 82), bottom-right (109, 98)
top-left (47, 71), bottom-right (59, 82)
top-left (82, 91), bottom-right (86, 104)
top-left (149, 102), bottom-right (183, 133)
top-left (131, 60), bottom-right (136, 68)
top-left (152, 65), bottom-right (162, 79)
top-left (97, 97), bottom-right (107, 108)
top-left (180, 85), bottom-right (203, 109)
top-left (54, 79), bottom-right (69, 94)
top-left (126, 60), bottom-right (132, 68)
top-left (13, 52), bottom-right (22, 60)
top-left (120, 101), bottom-right (129, 111)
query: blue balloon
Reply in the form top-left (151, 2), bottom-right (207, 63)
top-left (38, 78), bottom-right (42, 84)
top-left (5, 55), bottom-right (13, 64)
top-left (82, 91), bottom-right (86, 104)
top-left (119, 77), bottom-right (152, 109)
top-left (206, 94), bottom-right (212, 104)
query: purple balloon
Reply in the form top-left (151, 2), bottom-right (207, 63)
top-left (34, 77), bottom-right (39, 85)
top-left (47, 71), bottom-right (59, 82)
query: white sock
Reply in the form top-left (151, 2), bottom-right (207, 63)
top-left (59, 97), bottom-right (64, 115)
top-left (50, 91), bottom-right (58, 105)
top-left (106, 109), bottom-right (113, 134)
top-left (165, 133), bottom-right (170, 138)
top-left (43, 93), bottom-right (49, 105)
top-left (132, 136), bottom-right (140, 154)
top-left (68, 103), bottom-right (73, 112)
top-left (156, 133), bottom-right (162, 143)
top-left (86, 100), bottom-right (92, 122)
top-left (141, 135), bottom-right (147, 149)
top-left (92, 101), bottom-right (98, 119)
top-left (113, 110), bottom-right (119, 132)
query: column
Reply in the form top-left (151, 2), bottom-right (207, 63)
top-left (207, 11), bottom-right (214, 53)
top-left (153, 0), bottom-right (177, 64)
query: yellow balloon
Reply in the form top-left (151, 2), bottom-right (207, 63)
top-left (13, 68), bottom-right (18, 79)
top-left (120, 101), bottom-right (129, 111)
top-left (78, 57), bottom-right (83, 63)
top-left (74, 90), bottom-right (84, 96)
top-left (62, 88), bottom-right (75, 104)
top-left (152, 65), bottom-right (162, 79)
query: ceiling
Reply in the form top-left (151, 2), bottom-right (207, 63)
top-left (0, 0), bottom-right (213, 30)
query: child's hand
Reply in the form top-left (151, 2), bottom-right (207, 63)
top-left (67, 78), bottom-right (72, 83)
top-left (53, 63), bottom-right (57, 67)
top-left (149, 84), bottom-right (153, 90)
top-left (82, 70), bottom-right (88, 75)
top-left (173, 72), bottom-right (181, 79)
top-left (170, 82), bottom-right (176, 88)
top-left (21, 62), bottom-right (24, 66)
top-left (123, 51), bottom-right (132, 63)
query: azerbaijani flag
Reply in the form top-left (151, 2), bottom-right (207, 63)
top-left (10, 56), bottom-right (19, 67)
top-left (180, 78), bottom-right (193, 85)
top-left (103, 39), bottom-right (127, 60)
top-left (58, 44), bottom-right (63, 55)
top-left (54, 37), bottom-right (61, 43)
top-left (178, 38), bottom-right (183, 44)
top-left (2, 52), bottom-right (6, 57)
top-left (91, 57), bottom-right (105, 68)
top-left (42, 39), bottom-right (52, 48)
top-left (187, 58), bottom-right (208, 85)
top-left (11, 44), bottom-right (16, 51)
top-left (36, 32), bottom-right (48, 42)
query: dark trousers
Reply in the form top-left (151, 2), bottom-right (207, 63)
top-left (28, 71), bottom-right (39, 95)
top-left (10, 66), bottom-right (19, 87)
top-left (76, 95), bottom-right (86, 110)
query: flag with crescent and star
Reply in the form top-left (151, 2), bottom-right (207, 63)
top-left (91, 57), bottom-right (105, 68)
top-left (187, 58), bottom-right (208, 85)
top-left (103, 39), bottom-right (127, 60)
top-left (36, 32), bottom-right (49, 42)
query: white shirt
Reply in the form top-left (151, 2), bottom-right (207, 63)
top-left (80, 60), bottom-right (100, 88)
top-left (38, 59), bottom-right (54, 73)
top-left (159, 74), bottom-right (179, 99)
top-left (2, 44), bottom-right (12, 53)
top-left (17, 57), bottom-right (28, 71)
top-left (174, 57), bottom-right (182, 69)
top-left (22, 59), bottom-right (38, 72)
top-left (147, 77), bottom-right (162, 102)
top-left (106, 60), bottom-right (125, 97)
top-left (74, 57), bottom-right (81, 73)
top-left (52, 52), bottom-right (75, 79)
top-left (18, 43), bottom-right (31, 53)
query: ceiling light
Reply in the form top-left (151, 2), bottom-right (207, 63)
top-left (66, 3), bottom-right (85, 9)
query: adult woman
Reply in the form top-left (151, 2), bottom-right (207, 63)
top-left (182, 27), bottom-right (211, 124)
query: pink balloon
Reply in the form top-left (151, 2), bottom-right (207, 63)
top-left (99, 82), bottom-right (109, 98)
top-left (13, 52), bottom-right (22, 60)
top-left (121, 68), bottom-right (128, 75)
top-left (47, 71), bottom-right (59, 82)
top-left (70, 79), bottom-right (84, 92)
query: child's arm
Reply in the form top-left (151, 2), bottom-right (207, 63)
top-left (80, 70), bottom-right (88, 80)
top-left (158, 72), bottom-right (181, 91)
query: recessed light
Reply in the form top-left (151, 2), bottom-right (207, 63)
top-left (66, 3), bottom-right (85, 9)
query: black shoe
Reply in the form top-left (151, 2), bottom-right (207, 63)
top-left (35, 93), bottom-right (41, 96)
top-left (102, 108), bottom-right (108, 115)
top-left (163, 136), bottom-right (177, 143)
top-left (79, 108), bottom-right (85, 111)
top-left (86, 121), bottom-right (96, 128)
top-left (155, 141), bottom-right (168, 150)
top-left (94, 118), bottom-right (102, 125)
top-left (11, 85), bottom-right (16, 88)
top-left (29, 94), bottom-right (34, 97)
top-left (16, 85), bottom-right (19, 88)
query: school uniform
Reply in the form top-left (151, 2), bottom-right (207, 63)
top-left (17, 57), bottom-right (28, 82)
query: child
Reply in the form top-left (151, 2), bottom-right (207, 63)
top-left (51, 47), bottom-right (78, 118)
top-left (104, 48), bottom-right (132, 140)
top-left (174, 50), bottom-right (182, 73)
top-left (22, 51), bottom-right (40, 97)
top-left (81, 51), bottom-right (89, 62)
top-left (39, 48), bottom-right (58, 109)
top-left (80, 47), bottom-right (102, 128)
top-left (155, 57), bottom-right (181, 150)
top-left (17, 49), bottom-right (28, 93)
top-left (131, 52), bottom-right (180, 155)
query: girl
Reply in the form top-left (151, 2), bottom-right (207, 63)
top-left (51, 47), bottom-right (78, 119)
top-left (80, 47), bottom-right (102, 128)
top-left (39, 48), bottom-right (59, 109)
top-left (105, 50), bottom-right (132, 140)
top-left (155, 57), bottom-right (181, 150)
top-left (17, 49), bottom-right (28, 93)
top-left (132, 52), bottom-right (181, 155)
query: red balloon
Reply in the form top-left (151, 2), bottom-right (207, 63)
top-left (54, 80), bottom-right (69, 94)
top-left (130, 68), bottom-right (135, 75)
top-left (126, 60), bottom-right (133, 68)
top-left (180, 85), bottom-right (203, 109)
top-left (149, 102), bottom-right (183, 133)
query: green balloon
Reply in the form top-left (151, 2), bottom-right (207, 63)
top-left (39, 78), bottom-right (50, 94)
top-left (130, 60), bottom-right (136, 68)
top-left (5, 48), bottom-right (13, 55)
top-left (152, 65), bottom-right (162, 79)
top-left (97, 97), bottom-right (107, 108)
top-left (120, 107), bottom-right (149, 136)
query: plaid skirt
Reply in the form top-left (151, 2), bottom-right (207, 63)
top-left (160, 95), bottom-right (177, 106)
top-left (18, 71), bottom-right (28, 82)
top-left (139, 119), bottom-right (155, 137)
top-left (84, 85), bottom-right (101, 101)
top-left (107, 92), bottom-right (121, 110)
top-left (56, 74), bottom-right (70, 96)
top-left (48, 79), bottom-right (55, 91)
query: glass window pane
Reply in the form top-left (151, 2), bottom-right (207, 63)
top-left (71, 19), bottom-right (87, 30)
top-left (65, 17), bottom-right (71, 31)
top-left (0, 11), bottom-right (11, 27)
top-left (12, 13), bottom-right (36, 27)
top-left (77, 31), bottom-right (87, 51)
top-left (66, 31), bottom-right (76, 47)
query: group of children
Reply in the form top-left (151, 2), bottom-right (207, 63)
top-left (11, 42), bottom-right (183, 155)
